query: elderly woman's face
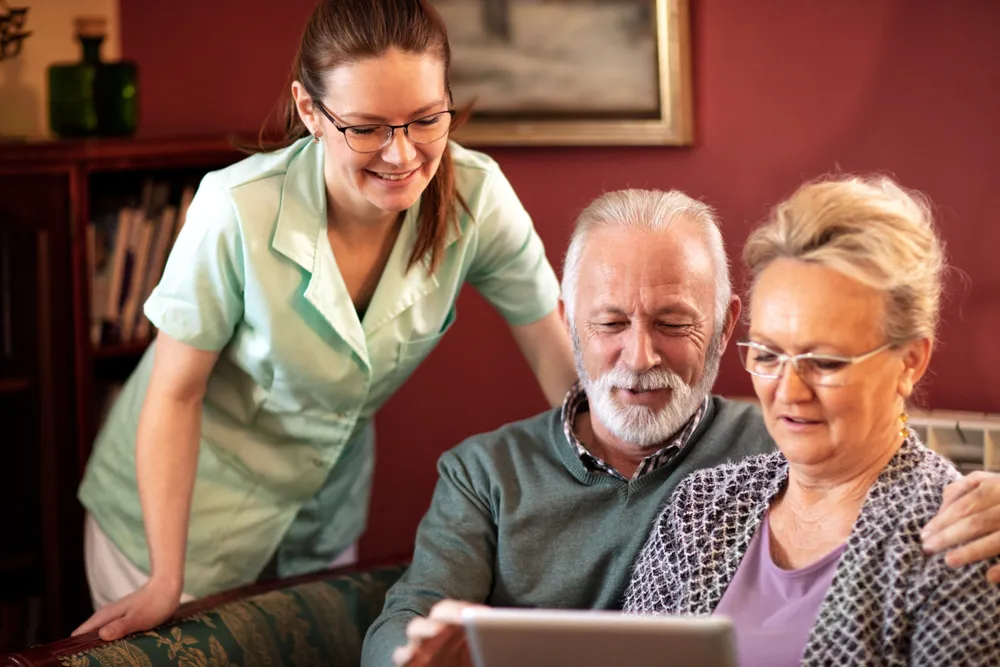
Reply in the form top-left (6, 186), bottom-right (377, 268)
top-left (748, 258), bottom-right (922, 473)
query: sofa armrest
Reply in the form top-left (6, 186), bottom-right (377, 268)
top-left (1, 561), bottom-right (409, 667)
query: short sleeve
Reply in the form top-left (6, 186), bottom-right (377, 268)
top-left (143, 173), bottom-right (245, 351)
top-left (466, 164), bottom-right (561, 326)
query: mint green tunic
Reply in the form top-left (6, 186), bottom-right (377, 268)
top-left (79, 138), bottom-right (561, 597)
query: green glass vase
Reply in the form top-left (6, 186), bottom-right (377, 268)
top-left (48, 17), bottom-right (138, 138)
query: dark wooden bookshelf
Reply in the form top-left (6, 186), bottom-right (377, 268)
top-left (0, 135), bottom-right (243, 652)
top-left (0, 135), bottom-right (244, 170)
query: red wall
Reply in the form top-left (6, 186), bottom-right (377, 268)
top-left (122, 0), bottom-right (1000, 561)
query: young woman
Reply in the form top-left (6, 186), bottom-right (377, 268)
top-left (74, 0), bottom-right (575, 641)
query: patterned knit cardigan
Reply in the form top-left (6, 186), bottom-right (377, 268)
top-left (623, 438), bottom-right (1000, 666)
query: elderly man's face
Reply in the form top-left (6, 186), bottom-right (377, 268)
top-left (569, 221), bottom-right (725, 448)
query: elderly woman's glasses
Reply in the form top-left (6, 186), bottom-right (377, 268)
top-left (736, 341), bottom-right (894, 388)
top-left (314, 100), bottom-right (455, 154)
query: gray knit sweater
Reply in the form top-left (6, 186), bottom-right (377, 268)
top-left (624, 438), bottom-right (1000, 666)
top-left (361, 397), bottom-right (774, 666)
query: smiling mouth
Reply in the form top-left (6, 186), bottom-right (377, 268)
top-left (781, 416), bottom-right (821, 425)
top-left (614, 387), bottom-right (671, 406)
top-left (368, 169), bottom-right (417, 181)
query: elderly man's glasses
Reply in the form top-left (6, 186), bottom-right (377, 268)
top-left (736, 340), bottom-right (894, 388)
top-left (314, 100), bottom-right (455, 154)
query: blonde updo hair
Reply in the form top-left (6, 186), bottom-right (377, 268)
top-left (743, 175), bottom-right (946, 345)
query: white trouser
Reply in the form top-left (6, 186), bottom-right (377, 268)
top-left (83, 513), bottom-right (358, 610)
top-left (84, 513), bottom-right (197, 610)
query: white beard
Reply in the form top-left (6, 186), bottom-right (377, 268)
top-left (573, 328), bottom-right (722, 449)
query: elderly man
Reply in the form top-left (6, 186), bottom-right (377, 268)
top-left (363, 188), bottom-right (765, 665)
top-left (363, 188), bottom-right (1000, 667)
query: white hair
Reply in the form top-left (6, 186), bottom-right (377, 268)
top-left (561, 189), bottom-right (732, 335)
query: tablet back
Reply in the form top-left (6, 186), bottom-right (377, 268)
top-left (462, 608), bottom-right (736, 667)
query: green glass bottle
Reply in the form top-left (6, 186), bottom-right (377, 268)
top-left (48, 17), bottom-right (138, 138)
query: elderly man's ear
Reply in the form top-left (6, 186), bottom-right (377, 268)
top-left (559, 299), bottom-right (570, 335)
top-left (719, 295), bottom-right (742, 352)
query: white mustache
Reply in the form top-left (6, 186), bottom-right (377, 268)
top-left (591, 366), bottom-right (678, 393)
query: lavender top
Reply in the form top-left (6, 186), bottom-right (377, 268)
top-left (624, 438), bottom-right (1000, 665)
top-left (715, 512), bottom-right (845, 667)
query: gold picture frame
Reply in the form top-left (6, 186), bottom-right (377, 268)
top-left (439, 0), bottom-right (693, 147)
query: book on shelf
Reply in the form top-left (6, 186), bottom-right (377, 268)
top-left (119, 217), bottom-right (155, 342)
top-left (87, 180), bottom-right (197, 350)
top-left (133, 205), bottom-right (178, 342)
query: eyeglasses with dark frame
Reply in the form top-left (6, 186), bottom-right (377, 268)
top-left (313, 100), bottom-right (456, 153)
top-left (736, 340), bottom-right (895, 388)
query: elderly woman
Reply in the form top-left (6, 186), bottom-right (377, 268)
top-left (623, 175), bottom-right (1000, 665)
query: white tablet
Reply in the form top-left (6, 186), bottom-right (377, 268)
top-left (461, 607), bottom-right (736, 667)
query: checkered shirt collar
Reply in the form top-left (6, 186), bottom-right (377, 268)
top-left (560, 382), bottom-right (708, 481)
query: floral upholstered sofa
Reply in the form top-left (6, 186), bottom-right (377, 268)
top-left (0, 562), bottom-right (407, 667)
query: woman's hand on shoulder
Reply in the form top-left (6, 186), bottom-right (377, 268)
top-left (922, 470), bottom-right (1000, 584)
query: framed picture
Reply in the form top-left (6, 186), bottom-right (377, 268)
top-left (434, 0), bottom-right (693, 146)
